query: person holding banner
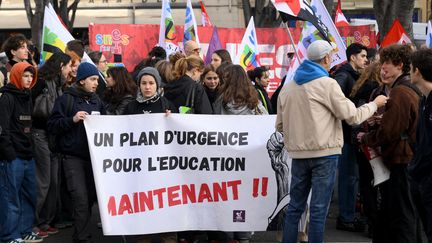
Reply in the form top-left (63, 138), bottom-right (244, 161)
top-left (276, 40), bottom-right (388, 243)
top-left (123, 67), bottom-right (175, 115)
top-left (47, 62), bottom-right (106, 243)
top-left (123, 67), bottom-right (177, 243)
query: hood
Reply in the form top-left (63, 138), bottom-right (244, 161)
top-left (9, 62), bottom-right (37, 90)
top-left (294, 60), bottom-right (328, 85)
top-left (223, 102), bottom-right (255, 115)
top-left (164, 75), bottom-right (195, 97)
top-left (0, 83), bottom-right (31, 99)
top-left (64, 83), bottom-right (98, 100)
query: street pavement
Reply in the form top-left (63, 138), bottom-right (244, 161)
top-left (43, 201), bottom-right (373, 243)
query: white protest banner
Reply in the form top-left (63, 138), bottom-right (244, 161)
top-left (84, 114), bottom-right (287, 235)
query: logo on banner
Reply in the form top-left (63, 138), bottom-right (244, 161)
top-left (233, 210), bottom-right (246, 222)
top-left (95, 29), bottom-right (130, 54)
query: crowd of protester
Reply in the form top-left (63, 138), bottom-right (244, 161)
top-left (1, 32), bottom-right (432, 243)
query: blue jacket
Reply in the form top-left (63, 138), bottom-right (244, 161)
top-left (47, 84), bottom-right (105, 160)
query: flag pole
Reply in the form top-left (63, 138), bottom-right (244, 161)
top-left (283, 22), bottom-right (302, 64)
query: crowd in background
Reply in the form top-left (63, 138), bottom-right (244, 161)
top-left (1, 32), bottom-right (432, 243)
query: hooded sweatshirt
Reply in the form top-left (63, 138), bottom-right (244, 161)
top-left (0, 62), bottom-right (37, 161)
top-left (164, 75), bottom-right (213, 114)
top-left (294, 60), bottom-right (329, 85)
top-left (47, 84), bottom-right (105, 160)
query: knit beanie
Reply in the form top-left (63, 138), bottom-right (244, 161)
top-left (136, 67), bottom-right (161, 88)
top-left (76, 62), bottom-right (99, 82)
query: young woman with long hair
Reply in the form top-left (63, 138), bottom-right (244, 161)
top-left (103, 66), bottom-right (137, 115)
top-left (215, 64), bottom-right (267, 115)
top-left (31, 52), bottom-right (72, 236)
top-left (200, 64), bottom-right (220, 105)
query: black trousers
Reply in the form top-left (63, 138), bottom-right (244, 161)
top-left (373, 164), bottom-right (419, 243)
top-left (63, 155), bottom-right (96, 243)
top-left (417, 174), bottom-right (432, 242)
top-left (357, 150), bottom-right (378, 231)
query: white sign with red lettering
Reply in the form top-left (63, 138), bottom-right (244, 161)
top-left (84, 114), bottom-right (284, 235)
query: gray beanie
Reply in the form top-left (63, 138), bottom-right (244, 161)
top-left (137, 67), bottom-right (161, 88)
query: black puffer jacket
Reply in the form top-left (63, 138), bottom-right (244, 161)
top-left (0, 84), bottom-right (33, 161)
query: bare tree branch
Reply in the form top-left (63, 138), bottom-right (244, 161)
top-left (24, 0), bottom-right (33, 26)
top-left (68, 0), bottom-right (80, 29)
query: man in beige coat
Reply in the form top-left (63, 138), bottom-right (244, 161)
top-left (276, 40), bottom-right (387, 243)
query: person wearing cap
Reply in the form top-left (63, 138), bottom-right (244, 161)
top-left (0, 62), bottom-right (43, 243)
top-left (47, 62), bottom-right (106, 243)
top-left (123, 67), bottom-right (176, 115)
top-left (276, 40), bottom-right (388, 243)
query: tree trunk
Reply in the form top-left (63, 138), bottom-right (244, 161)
top-left (373, 0), bottom-right (414, 42)
top-left (323, 0), bottom-right (334, 16)
top-left (242, 0), bottom-right (252, 27)
top-left (430, 0), bottom-right (432, 20)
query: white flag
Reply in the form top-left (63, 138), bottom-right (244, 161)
top-left (234, 17), bottom-right (260, 70)
top-left (284, 0), bottom-right (346, 83)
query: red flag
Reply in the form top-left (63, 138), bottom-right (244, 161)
top-left (334, 0), bottom-right (349, 27)
top-left (200, 1), bottom-right (213, 27)
top-left (381, 19), bottom-right (412, 48)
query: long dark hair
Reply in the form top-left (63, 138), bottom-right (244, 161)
top-left (38, 52), bottom-right (71, 81)
top-left (213, 49), bottom-right (232, 63)
top-left (103, 66), bottom-right (137, 104)
top-left (219, 65), bottom-right (258, 109)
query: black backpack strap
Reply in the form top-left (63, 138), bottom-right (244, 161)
top-left (65, 94), bottom-right (74, 117)
top-left (185, 82), bottom-right (196, 109)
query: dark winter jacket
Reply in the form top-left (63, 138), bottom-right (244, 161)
top-left (362, 74), bottom-right (420, 166)
top-left (333, 63), bottom-right (361, 144)
top-left (408, 92), bottom-right (432, 182)
top-left (123, 94), bottom-right (176, 114)
top-left (164, 75), bottom-right (213, 114)
top-left (31, 76), bottom-right (63, 130)
top-left (0, 84), bottom-right (33, 161)
top-left (47, 84), bottom-right (106, 160)
top-left (104, 94), bottom-right (135, 115)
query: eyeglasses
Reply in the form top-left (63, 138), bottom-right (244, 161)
top-left (206, 76), bottom-right (219, 80)
top-left (192, 48), bottom-right (201, 53)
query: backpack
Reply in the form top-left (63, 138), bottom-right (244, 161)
top-left (33, 80), bottom-right (62, 121)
